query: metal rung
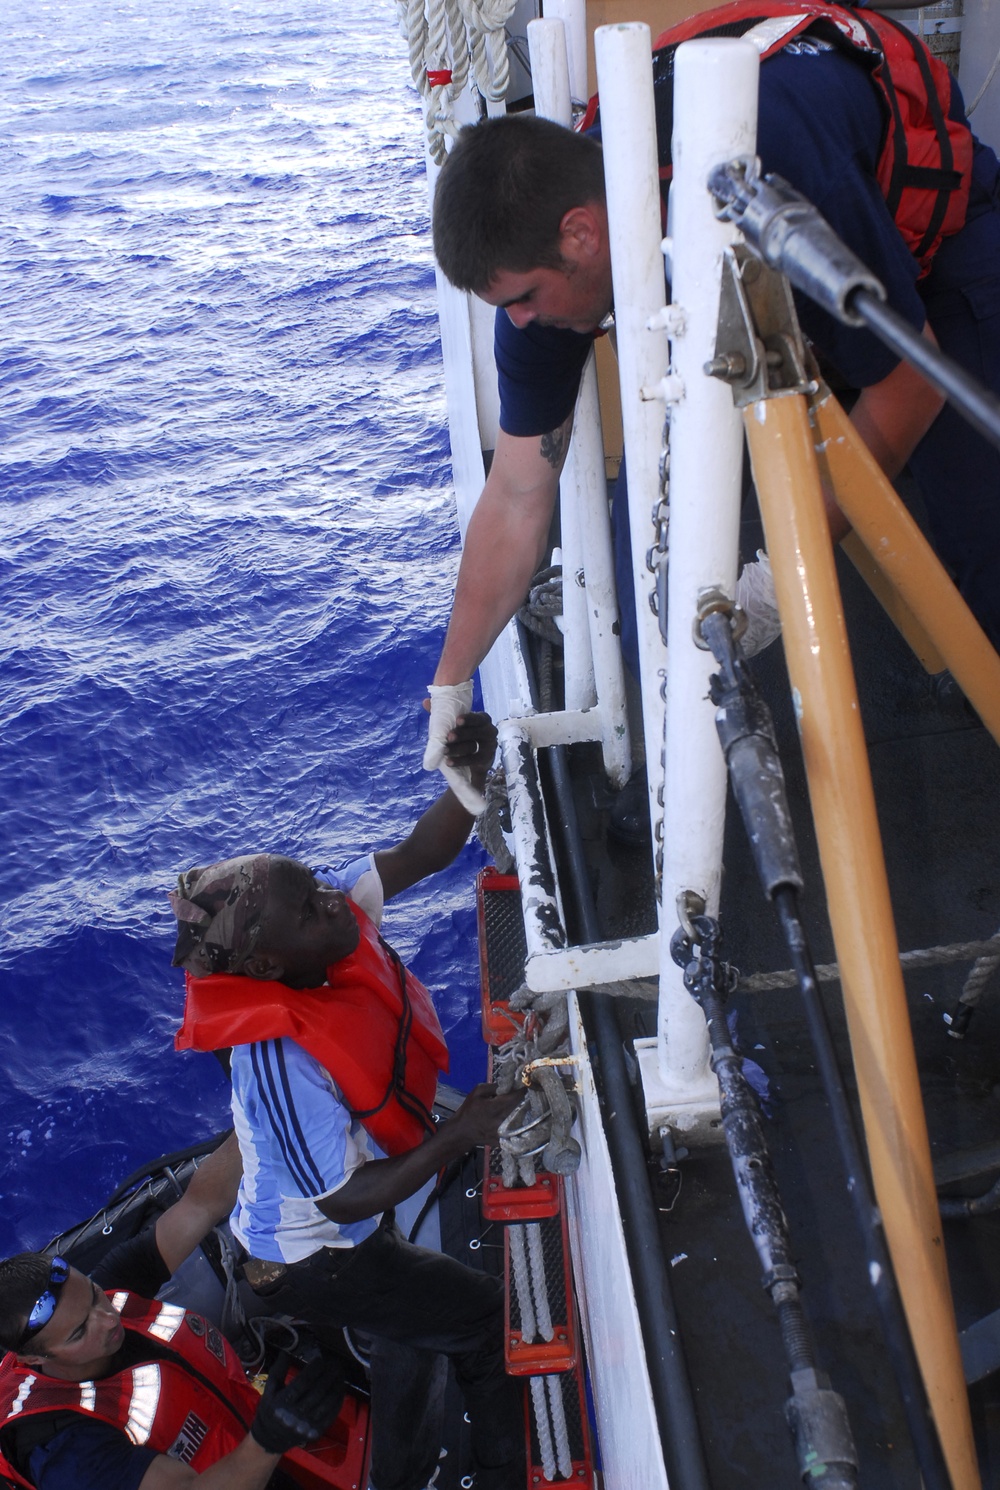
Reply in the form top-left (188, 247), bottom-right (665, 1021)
top-left (505, 1209), bottom-right (577, 1376)
top-left (477, 866), bottom-right (528, 1045)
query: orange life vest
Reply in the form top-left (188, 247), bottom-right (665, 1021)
top-left (176, 902), bottom-right (449, 1156)
top-left (580, 0), bottom-right (973, 275)
top-left (0, 1293), bottom-right (258, 1487)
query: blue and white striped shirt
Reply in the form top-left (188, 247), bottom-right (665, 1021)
top-left (229, 854), bottom-right (387, 1264)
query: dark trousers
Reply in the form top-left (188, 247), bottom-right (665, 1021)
top-left (252, 1221), bottom-right (524, 1490)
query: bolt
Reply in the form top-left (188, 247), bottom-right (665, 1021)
top-left (704, 351), bottom-right (747, 381)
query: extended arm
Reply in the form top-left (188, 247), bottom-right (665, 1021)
top-left (433, 419), bottom-right (572, 686)
top-left (375, 712), bottom-right (498, 900)
top-left (138, 1435), bottom-right (279, 1489)
top-left (153, 1132), bottom-right (243, 1275)
top-left (824, 322), bottom-right (945, 541)
top-left (317, 1084), bottom-right (520, 1224)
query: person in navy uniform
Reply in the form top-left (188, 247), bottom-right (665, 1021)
top-left (425, 2), bottom-right (1000, 800)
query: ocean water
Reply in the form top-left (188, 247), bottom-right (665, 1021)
top-left (0, 0), bottom-right (486, 1256)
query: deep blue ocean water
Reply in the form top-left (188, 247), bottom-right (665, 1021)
top-left (0, 0), bottom-right (486, 1256)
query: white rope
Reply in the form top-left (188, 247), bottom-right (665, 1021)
top-left (547, 1373), bottom-right (574, 1480)
top-left (396, 0), bottom-right (518, 161)
top-left (968, 43), bottom-right (1000, 115)
top-left (530, 1375), bottom-right (557, 1482)
top-left (509, 1223), bottom-right (537, 1342)
top-left (527, 1222), bottom-right (554, 1342)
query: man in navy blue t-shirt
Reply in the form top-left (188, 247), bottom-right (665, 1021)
top-left (424, 18), bottom-right (1000, 768)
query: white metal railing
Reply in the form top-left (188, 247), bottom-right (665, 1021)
top-left (646, 35), bottom-right (761, 1124)
top-left (527, 16), bottom-right (631, 789)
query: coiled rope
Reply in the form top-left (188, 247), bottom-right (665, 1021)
top-left (395, 0), bottom-right (518, 163)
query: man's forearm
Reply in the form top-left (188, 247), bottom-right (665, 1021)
top-left (822, 324), bottom-right (945, 542)
top-left (318, 1084), bottom-right (519, 1224)
top-left (433, 426), bottom-right (565, 686)
top-left (139, 1435), bottom-right (279, 1488)
top-left (434, 504), bottom-right (547, 684)
top-left (153, 1132), bottom-right (242, 1276)
top-left (317, 1118), bottom-right (472, 1224)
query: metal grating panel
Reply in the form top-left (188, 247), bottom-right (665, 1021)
top-left (505, 1209), bottom-right (577, 1375)
top-left (525, 1362), bottom-right (594, 1485)
top-left (478, 867), bottom-right (529, 1044)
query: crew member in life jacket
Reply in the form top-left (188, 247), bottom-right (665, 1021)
top-left (168, 709), bottom-right (525, 1490)
top-left (0, 1134), bottom-right (345, 1490)
top-left (426, 1), bottom-right (1000, 826)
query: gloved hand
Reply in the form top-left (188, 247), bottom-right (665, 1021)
top-left (251, 1351), bottom-right (345, 1457)
top-left (423, 681), bottom-right (487, 816)
top-left (734, 550), bottom-right (782, 658)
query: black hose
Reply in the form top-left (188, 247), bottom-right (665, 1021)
top-left (773, 887), bottom-right (954, 1490)
top-left (545, 742), bottom-right (713, 1490)
top-left (851, 289), bottom-right (1000, 452)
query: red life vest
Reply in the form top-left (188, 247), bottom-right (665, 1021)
top-left (580, 0), bottom-right (972, 275)
top-left (0, 1293), bottom-right (258, 1488)
top-left (176, 902), bottom-right (449, 1156)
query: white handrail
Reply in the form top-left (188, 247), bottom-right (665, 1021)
top-left (654, 37), bottom-right (760, 1105)
top-left (593, 23), bottom-right (671, 870)
top-left (528, 14), bottom-right (631, 785)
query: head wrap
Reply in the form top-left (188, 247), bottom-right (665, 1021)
top-left (168, 855), bottom-right (272, 976)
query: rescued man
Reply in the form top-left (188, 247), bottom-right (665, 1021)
top-left (0, 1133), bottom-right (345, 1490)
top-left (424, 0), bottom-right (1000, 810)
top-left (168, 709), bottom-right (525, 1490)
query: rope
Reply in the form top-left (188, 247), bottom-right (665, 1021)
top-left (509, 1223), bottom-right (537, 1341)
top-left (475, 765), bottom-right (515, 874)
top-left (547, 1374), bottom-right (574, 1480)
top-left (738, 936), bottom-right (1000, 993)
top-left (530, 1375), bottom-right (557, 1482)
top-left (395, 0), bottom-right (518, 162)
top-left (527, 1221), bottom-right (554, 1342)
top-left (957, 924), bottom-right (1000, 1009)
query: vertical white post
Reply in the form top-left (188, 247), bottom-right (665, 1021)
top-left (538, 0), bottom-right (588, 104)
top-left (529, 17), bottom-right (631, 783)
top-left (655, 39), bottom-right (759, 1104)
top-left (594, 23), bottom-right (669, 870)
top-left (527, 17), bottom-right (572, 124)
top-left (528, 17), bottom-right (591, 710)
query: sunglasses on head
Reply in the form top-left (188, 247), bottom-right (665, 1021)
top-left (17, 1256), bottom-right (70, 1350)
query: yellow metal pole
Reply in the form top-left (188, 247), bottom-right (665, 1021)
top-left (840, 530), bottom-right (947, 674)
top-left (744, 391), bottom-right (980, 1490)
top-left (811, 385), bottom-right (1000, 744)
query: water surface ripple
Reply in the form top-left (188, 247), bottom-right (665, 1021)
top-left (0, 0), bottom-right (479, 1254)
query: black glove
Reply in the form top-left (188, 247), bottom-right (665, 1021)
top-left (251, 1351), bottom-right (346, 1456)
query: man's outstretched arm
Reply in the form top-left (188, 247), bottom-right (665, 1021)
top-left (317, 1084), bottom-right (521, 1224)
top-left (375, 712), bottom-right (498, 901)
top-left (823, 323), bottom-right (945, 541)
top-left (433, 418), bottom-right (572, 687)
top-left (153, 1132), bottom-right (243, 1275)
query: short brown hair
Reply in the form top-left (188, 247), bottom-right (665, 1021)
top-left (433, 115), bottom-right (605, 294)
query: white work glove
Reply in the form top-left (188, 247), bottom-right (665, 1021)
top-left (734, 550), bottom-right (782, 658)
top-left (423, 681), bottom-right (488, 816)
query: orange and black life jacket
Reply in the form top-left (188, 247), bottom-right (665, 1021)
top-left (0, 1294), bottom-right (258, 1487)
top-left (176, 902), bottom-right (449, 1156)
top-left (579, 0), bottom-right (973, 275)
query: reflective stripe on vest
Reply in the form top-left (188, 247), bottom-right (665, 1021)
top-left (0, 1293), bottom-right (258, 1486)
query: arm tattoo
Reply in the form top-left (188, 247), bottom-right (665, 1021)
top-left (539, 419), bottom-right (572, 471)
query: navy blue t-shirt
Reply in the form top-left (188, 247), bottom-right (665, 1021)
top-left (494, 39), bottom-right (999, 431)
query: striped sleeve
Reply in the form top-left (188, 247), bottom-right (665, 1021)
top-left (235, 1038), bottom-right (369, 1200)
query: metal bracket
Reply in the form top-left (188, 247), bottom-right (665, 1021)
top-left (705, 244), bottom-right (815, 408)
